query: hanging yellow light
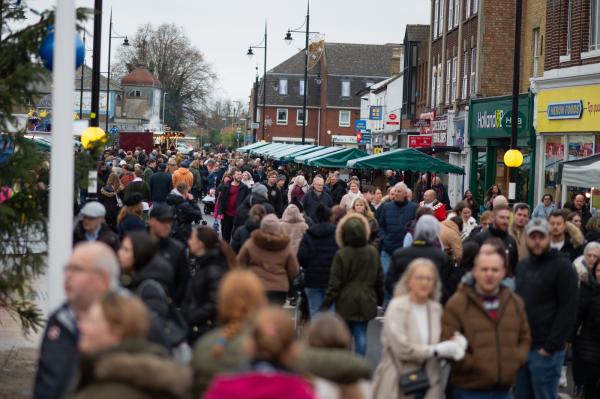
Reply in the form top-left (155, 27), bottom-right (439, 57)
top-left (504, 148), bottom-right (524, 168)
top-left (80, 127), bottom-right (107, 150)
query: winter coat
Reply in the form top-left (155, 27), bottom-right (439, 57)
top-left (280, 206), bottom-right (309, 255)
top-left (290, 185), bottom-right (305, 207)
top-left (461, 217), bottom-right (478, 241)
top-left (557, 223), bottom-right (586, 262)
top-left (171, 167), bottom-right (194, 191)
top-left (143, 166), bottom-right (154, 183)
top-left (585, 229), bottom-right (600, 243)
top-left (190, 166), bottom-right (202, 192)
top-left (388, 241), bottom-right (451, 301)
top-left (34, 303), bottom-right (79, 399)
top-left (377, 199), bottom-right (418, 254)
top-left (440, 219), bottom-right (463, 265)
top-left (237, 229), bottom-right (299, 292)
top-left (166, 192), bottom-right (203, 244)
top-left (372, 295), bottom-right (443, 399)
top-left (339, 191), bottom-right (363, 211)
top-left (266, 183), bottom-right (284, 217)
top-left (367, 216), bottom-right (380, 248)
top-left (156, 237), bottom-right (189, 307)
top-left (216, 182), bottom-right (251, 218)
top-left (515, 249), bottom-right (578, 353)
top-left (302, 188), bottom-right (334, 222)
top-left (233, 193), bottom-right (275, 229)
top-left (573, 275), bottom-right (600, 366)
top-left (329, 181), bottom-right (347, 205)
top-left (441, 282), bottom-right (531, 390)
top-left (69, 340), bottom-right (191, 399)
top-left (149, 171), bottom-right (172, 203)
top-left (117, 214), bottom-right (146, 238)
top-left (231, 218), bottom-right (261, 253)
top-left (192, 327), bottom-right (250, 398)
top-left (73, 221), bottom-right (120, 252)
top-left (471, 226), bottom-right (519, 276)
top-left (98, 185), bottom-right (120, 231)
top-left (573, 255), bottom-right (591, 283)
top-left (298, 222), bottom-right (338, 289)
top-left (532, 202), bottom-right (556, 219)
top-left (320, 214), bottom-right (385, 322)
top-left (124, 179), bottom-right (150, 203)
top-left (182, 249), bottom-right (228, 343)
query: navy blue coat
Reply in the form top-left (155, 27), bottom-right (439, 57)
top-left (149, 171), bottom-right (173, 203)
top-left (377, 199), bottom-right (418, 254)
top-left (301, 189), bottom-right (333, 222)
top-left (298, 222), bottom-right (339, 289)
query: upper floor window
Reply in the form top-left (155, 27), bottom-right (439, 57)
top-left (465, 0), bottom-right (471, 19)
top-left (339, 110), bottom-right (351, 127)
top-left (437, 62), bottom-right (443, 105)
top-left (128, 90), bottom-right (142, 97)
top-left (341, 81), bottom-right (351, 97)
top-left (296, 109), bottom-right (308, 126)
top-left (533, 28), bottom-right (541, 77)
top-left (453, 0), bottom-right (460, 27)
top-left (448, 0), bottom-right (454, 31)
top-left (277, 108), bottom-right (288, 125)
top-left (299, 80), bottom-right (305, 96)
top-left (462, 51), bottom-right (468, 99)
top-left (473, 0), bottom-right (478, 14)
top-left (431, 65), bottom-right (438, 108)
top-left (591, 0), bottom-right (600, 51)
top-left (278, 79), bottom-right (288, 95)
top-left (451, 56), bottom-right (458, 102)
top-left (445, 59), bottom-right (452, 104)
top-left (470, 48), bottom-right (477, 96)
top-left (567, 0), bottom-right (573, 56)
top-left (434, 0), bottom-right (440, 38)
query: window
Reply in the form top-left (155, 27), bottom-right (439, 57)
top-left (431, 66), bottom-right (438, 107)
top-left (128, 90), bottom-right (141, 97)
top-left (592, 0), bottom-right (600, 51)
top-left (448, 0), bottom-right (454, 31)
top-left (437, 63), bottom-right (442, 105)
top-left (445, 59), bottom-right (452, 104)
top-left (296, 109), bottom-right (308, 126)
top-left (339, 110), bottom-right (351, 127)
top-left (533, 28), bottom-right (541, 77)
top-left (473, 0), bottom-right (478, 14)
top-left (276, 108), bottom-right (288, 125)
top-left (451, 56), bottom-right (458, 102)
top-left (434, 0), bottom-right (440, 38)
top-left (566, 0), bottom-right (573, 56)
top-left (465, 0), bottom-right (471, 19)
top-left (341, 81), bottom-right (351, 97)
top-left (299, 80), bottom-right (305, 96)
top-left (470, 48), bottom-right (477, 96)
top-left (278, 79), bottom-right (288, 95)
top-left (454, 0), bottom-right (460, 27)
top-left (462, 51), bottom-right (468, 99)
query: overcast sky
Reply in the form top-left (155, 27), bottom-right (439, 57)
top-left (31, 0), bottom-right (430, 106)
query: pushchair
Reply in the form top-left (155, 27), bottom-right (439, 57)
top-left (201, 188), bottom-right (216, 215)
top-left (289, 267), bottom-right (310, 337)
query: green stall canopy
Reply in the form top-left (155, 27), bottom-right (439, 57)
top-left (249, 143), bottom-right (286, 156)
top-left (269, 144), bottom-right (315, 160)
top-left (237, 141), bottom-right (269, 153)
top-left (261, 143), bottom-right (299, 157)
top-left (308, 148), bottom-right (368, 168)
top-left (294, 146), bottom-right (345, 164)
top-left (347, 148), bottom-right (465, 174)
top-left (281, 146), bottom-right (326, 161)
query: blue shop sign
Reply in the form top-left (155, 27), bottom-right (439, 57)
top-left (354, 119), bottom-right (367, 130)
top-left (369, 106), bottom-right (383, 120)
top-left (547, 100), bottom-right (583, 120)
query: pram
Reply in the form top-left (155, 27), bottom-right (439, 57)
top-left (201, 188), bottom-right (216, 215)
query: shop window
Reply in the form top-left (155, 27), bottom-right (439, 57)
top-left (542, 135), bottom-right (565, 202)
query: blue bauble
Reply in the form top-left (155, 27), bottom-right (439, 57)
top-left (39, 27), bottom-right (86, 71)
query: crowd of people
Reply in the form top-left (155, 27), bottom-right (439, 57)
top-left (34, 145), bottom-right (600, 399)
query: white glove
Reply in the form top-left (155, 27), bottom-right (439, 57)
top-left (452, 332), bottom-right (468, 352)
top-left (433, 340), bottom-right (460, 359)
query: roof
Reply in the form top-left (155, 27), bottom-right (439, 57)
top-left (404, 25), bottom-right (430, 43)
top-left (32, 65), bottom-right (122, 94)
top-left (324, 43), bottom-right (401, 77)
top-left (121, 66), bottom-right (162, 88)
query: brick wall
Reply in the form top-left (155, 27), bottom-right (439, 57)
top-left (520, 0), bottom-right (546, 89)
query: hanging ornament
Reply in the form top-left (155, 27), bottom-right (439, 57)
top-left (39, 26), bottom-right (85, 71)
top-left (0, 187), bottom-right (14, 204)
top-left (80, 127), bottom-right (107, 150)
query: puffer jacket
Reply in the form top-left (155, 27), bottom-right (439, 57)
top-left (231, 217), bottom-right (261, 253)
top-left (280, 205), bottom-right (309, 255)
top-left (166, 192), bottom-right (203, 244)
top-left (237, 229), bottom-right (299, 292)
top-left (441, 279), bottom-right (531, 390)
top-left (298, 222), bottom-right (338, 289)
top-left (126, 255), bottom-right (175, 318)
top-left (233, 193), bottom-right (275, 228)
top-left (70, 340), bottom-right (191, 399)
top-left (377, 199), bottom-right (418, 254)
top-left (73, 221), bottom-right (120, 252)
top-left (320, 213), bottom-right (384, 321)
top-left (573, 273), bottom-right (600, 366)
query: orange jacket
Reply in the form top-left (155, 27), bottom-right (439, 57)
top-left (172, 167), bottom-right (194, 191)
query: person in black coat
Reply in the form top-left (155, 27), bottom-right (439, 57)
top-left (573, 261), bottom-right (600, 399)
top-left (231, 204), bottom-right (267, 253)
top-left (327, 174), bottom-right (347, 205)
top-left (149, 163), bottom-right (172, 205)
top-left (98, 173), bottom-right (123, 232)
top-left (302, 177), bottom-right (333, 222)
top-left (72, 201), bottom-right (120, 253)
top-left (232, 184), bottom-right (275, 230)
top-left (215, 170), bottom-right (251, 242)
top-left (183, 227), bottom-right (234, 344)
top-left (266, 171), bottom-right (284, 217)
top-left (166, 183), bottom-right (203, 245)
top-left (297, 205), bottom-right (339, 317)
top-left (124, 167), bottom-right (151, 202)
top-left (117, 193), bottom-right (146, 238)
top-left (387, 214), bottom-right (451, 301)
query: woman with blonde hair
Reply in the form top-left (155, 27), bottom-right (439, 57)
top-left (290, 174), bottom-right (307, 206)
top-left (372, 258), bottom-right (467, 399)
top-left (340, 180), bottom-right (364, 211)
top-left (191, 270), bottom-right (268, 397)
top-left (280, 204), bottom-right (309, 254)
top-left (241, 171), bottom-right (255, 189)
top-left (351, 197), bottom-right (380, 247)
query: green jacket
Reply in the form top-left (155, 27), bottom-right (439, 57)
top-left (320, 213), bottom-right (385, 321)
top-left (299, 348), bottom-right (371, 383)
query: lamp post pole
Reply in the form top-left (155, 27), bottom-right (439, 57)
top-left (300, 2), bottom-right (309, 145)
top-left (508, 0), bottom-right (523, 200)
top-left (90, 0), bottom-right (102, 127)
top-left (105, 8), bottom-right (128, 133)
top-left (247, 23), bottom-right (268, 141)
top-left (253, 66), bottom-right (259, 143)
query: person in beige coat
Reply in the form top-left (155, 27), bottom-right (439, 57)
top-left (280, 204), bottom-right (309, 255)
top-left (237, 214), bottom-right (299, 305)
top-left (372, 258), bottom-right (466, 399)
top-left (440, 216), bottom-right (463, 265)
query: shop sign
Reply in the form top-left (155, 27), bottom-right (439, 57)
top-left (469, 94), bottom-right (531, 141)
top-left (369, 106), bottom-right (383, 120)
top-left (385, 112), bottom-right (400, 125)
top-left (432, 117), bottom-right (447, 146)
top-left (547, 100), bottom-right (583, 120)
top-left (408, 134), bottom-right (432, 148)
top-left (538, 85), bottom-right (600, 133)
top-left (414, 119), bottom-right (430, 127)
top-left (354, 119), bottom-right (367, 131)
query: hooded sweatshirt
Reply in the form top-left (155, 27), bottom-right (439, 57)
top-left (280, 205), bottom-right (309, 254)
top-left (172, 167), bottom-right (194, 191)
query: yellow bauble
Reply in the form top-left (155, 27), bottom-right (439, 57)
top-left (81, 127), bottom-right (107, 150)
top-left (504, 149), bottom-right (524, 168)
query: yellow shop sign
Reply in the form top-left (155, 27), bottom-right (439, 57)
top-left (537, 85), bottom-right (600, 133)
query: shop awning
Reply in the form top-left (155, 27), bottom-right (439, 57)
top-left (347, 148), bottom-right (465, 174)
top-left (307, 148), bottom-right (368, 168)
top-left (261, 144), bottom-right (299, 157)
top-left (281, 146), bottom-right (325, 161)
top-left (269, 144), bottom-right (316, 160)
top-left (249, 143), bottom-right (287, 156)
top-left (558, 153), bottom-right (600, 188)
top-left (237, 141), bottom-right (269, 153)
top-left (293, 146), bottom-right (345, 164)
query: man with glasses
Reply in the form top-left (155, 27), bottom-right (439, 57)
top-left (301, 176), bottom-right (333, 222)
top-left (72, 202), bottom-right (119, 252)
top-left (34, 242), bottom-right (119, 399)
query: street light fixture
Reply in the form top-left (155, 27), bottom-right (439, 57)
top-left (105, 7), bottom-right (129, 133)
top-left (246, 22), bottom-right (268, 142)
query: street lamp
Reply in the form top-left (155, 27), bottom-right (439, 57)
top-left (284, 0), bottom-right (320, 145)
top-left (247, 22), bottom-right (268, 142)
top-left (105, 8), bottom-right (129, 133)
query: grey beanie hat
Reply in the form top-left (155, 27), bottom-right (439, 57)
top-left (414, 214), bottom-right (441, 244)
top-left (252, 183), bottom-right (268, 196)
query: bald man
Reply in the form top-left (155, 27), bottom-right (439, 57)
top-left (34, 242), bottom-right (119, 399)
top-left (420, 189), bottom-right (447, 222)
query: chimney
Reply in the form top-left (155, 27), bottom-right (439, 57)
top-left (390, 47), bottom-right (402, 76)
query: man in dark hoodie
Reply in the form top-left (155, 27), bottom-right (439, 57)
top-left (149, 163), bottom-right (172, 206)
top-left (233, 183), bottom-right (275, 231)
top-left (514, 218), bottom-right (578, 399)
top-left (266, 170), bottom-right (284, 217)
top-left (167, 182), bottom-right (203, 245)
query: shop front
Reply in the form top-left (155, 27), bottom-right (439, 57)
top-left (536, 84), bottom-right (600, 207)
top-left (468, 94), bottom-right (536, 209)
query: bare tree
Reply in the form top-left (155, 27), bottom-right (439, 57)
top-left (114, 23), bottom-right (216, 130)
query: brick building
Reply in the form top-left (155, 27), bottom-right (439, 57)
top-left (249, 42), bottom-right (401, 146)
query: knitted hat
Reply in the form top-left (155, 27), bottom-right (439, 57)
top-left (252, 183), bottom-right (268, 196)
top-left (260, 214), bottom-right (281, 235)
top-left (80, 201), bottom-right (106, 218)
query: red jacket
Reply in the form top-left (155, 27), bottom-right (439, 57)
top-left (205, 372), bottom-right (315, 399)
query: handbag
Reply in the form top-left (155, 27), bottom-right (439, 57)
top-left (398, 365), bottom-right (430, 395)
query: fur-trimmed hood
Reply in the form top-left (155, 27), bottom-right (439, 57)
top-left (281, 204), bottom-right (304, 223)
top-left (335, 213), bottom-right (370, 248)
top-left (100, 185), bottom-right (117, 197)
top-left (566, 221), bottom-right (585, 248)
top-left (250, 229), bottom-right (291, 252)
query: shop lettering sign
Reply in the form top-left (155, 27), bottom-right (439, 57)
top-left (547, 100), bottom-right (583, 120)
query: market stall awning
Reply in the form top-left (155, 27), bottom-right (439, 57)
top-left (281, 146), bottom-right (325, 161)
top-left (294, 146), bottom-right (345, 164)
top-left (558, 153), bottom-right (600, 188)
top-left (260, 143), bottom-right (299, 157)
top-left (308, 148), bottom-right (368, 168)
top-left (269, 144), bottom-right (315, 160)
top-left (237, 141), bottom-right (269, 153)
top-left (347, 148), bottom-right (465, 174)
top-left (249, 143), bottom-right (287, 156)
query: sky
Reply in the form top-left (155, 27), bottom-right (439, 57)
top-left (30, 0), bottom-right (430, 106)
